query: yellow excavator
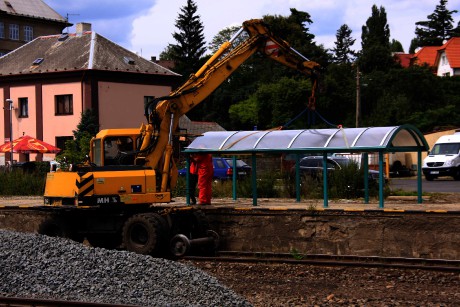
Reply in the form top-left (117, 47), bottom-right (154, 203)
top-left (40, 19), bottom-right (320, 257)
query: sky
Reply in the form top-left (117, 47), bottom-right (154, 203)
top-left (43, 0), bottom-right (460, 60)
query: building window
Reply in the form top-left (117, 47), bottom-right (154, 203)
top-left (9, 24), bottom-right (19, 40)
top-left (18, 97), bottom-right (28, 118)
top-left (56, 136), bottom-right (73, 152)
top-left (441, 55), bottom-right (448, 66)
top-left (55, 94), bottom-right (73, 115)
top-left (0, 22), bottom-right (4, 39)
top-left (24, 26), bottom-right (33, 42)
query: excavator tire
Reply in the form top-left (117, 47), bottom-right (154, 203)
top-left (86, 233), bottom-right (122, 249)
top-left (122, 213), bottom-right (166, 256)
top-left (38, 216), bottom-right (84, 243)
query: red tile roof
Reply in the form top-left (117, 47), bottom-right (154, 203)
top-left (393, 53), bottom-right (411, 68)
top-left (411, 46), bottom-right (440, 66)
top-left (436, 37), bottom-right (460, 68)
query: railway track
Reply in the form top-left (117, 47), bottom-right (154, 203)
top-left (0, 296), bottom-right (140, 307)
top-left (184, 251), bottom-right (460, 272)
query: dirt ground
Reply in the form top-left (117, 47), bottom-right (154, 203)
top-left (184, 192), bottom-right (460, 306)
top-left (186, 261), bottom-right (460, 306)
top-left (2, 194), bottom-right (459, 306)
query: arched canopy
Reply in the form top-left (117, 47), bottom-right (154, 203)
top-left (184, 125), bottom-right (429, 154)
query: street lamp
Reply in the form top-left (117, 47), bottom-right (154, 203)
top-left (5, 99), bottom-right (13, 166)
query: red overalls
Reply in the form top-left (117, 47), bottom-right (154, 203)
top-left (195, 154), bottom-right (213, 205)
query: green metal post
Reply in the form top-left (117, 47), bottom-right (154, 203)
top-left (417, 151), bottom-right (423, 204)
top-left (252, 153), bottom-right (257, 206)
top-left (232, 155), bottom-right (237, 200)
top-left (379, 151), bottom-right (384, 208)
top-left (363, 152), bottom-right (369, 204)
top-left (323, 153), bottom-right (328, 208)
top-left (295, 154), bottom-right (300, 202)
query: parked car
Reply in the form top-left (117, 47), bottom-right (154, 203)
top-left (292, 155), bottom-right (386, 183)
top-left (179, 157), bottom-right (251, 180)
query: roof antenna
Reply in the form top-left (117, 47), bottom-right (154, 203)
top-left (65, 13), bottom-right (80, 34)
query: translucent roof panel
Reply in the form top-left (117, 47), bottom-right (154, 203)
top-left (222, 131), bottom-right (267, 150)
top-left (290, 129), bottom-right (341, 148)
top-left (186, 131), bottom-right (236, 150)
top-left (185, 125), bottom-right (429, 153)
top-left (255, 130), bottom-right (303, 149)
top-left (327, 128), bottom-right (367, 148)
top-left (353, 127), bottom-right (396, 147)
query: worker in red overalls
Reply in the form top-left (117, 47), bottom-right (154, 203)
top-left (195, 153), bottom-right (213, 205)
top-left (189, 154), bottom-right (198, 205)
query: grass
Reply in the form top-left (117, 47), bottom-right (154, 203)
top-left (0, 164), bottom-right (48, 196)
top-left (173, 165), bottom-right (390, 201)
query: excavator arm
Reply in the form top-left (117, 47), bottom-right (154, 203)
top-left (138, 19), bottom-right (320, 192)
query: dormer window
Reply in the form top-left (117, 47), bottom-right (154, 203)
top-left (32, 58), bottom-right (44, 65)
top-left (123, 56), bottom-right (135, 65)
top-left (58, 33), bottom-right (69, 41)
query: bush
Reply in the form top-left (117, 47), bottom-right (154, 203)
top-left (0, 166), bottom-right (46, 196)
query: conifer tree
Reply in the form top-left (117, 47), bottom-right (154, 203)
top-left (390, 39), bottom-right (404, 53)
top-left (168, 0), bottom-right (206, 79)
top-left (451, 20), bottom-right (460, 37)
top-left (332, 24), bottom-right (356, 64)
top-left (359, 5), bottom-right (393, 73)
top-left (414, 0), bottom-right (458, 47)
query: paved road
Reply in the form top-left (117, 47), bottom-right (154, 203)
top-left (390, 177), bottom-right (459, 193)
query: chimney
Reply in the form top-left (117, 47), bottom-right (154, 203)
top-left (76, 23), bottom-right (92, 36)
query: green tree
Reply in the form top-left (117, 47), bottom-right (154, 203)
top-left (451, 20), bottom-right (460, 37)
top-left (408, 38), bottom-right (420, 54)
top-left (58, 109), bottom-right (99, 166)
top-left (331, 24), bottom-right (356, 64)
top-left (390, 39), bottom-right (404, 52)
top-left (319, 63), bottom-right (356, 128)
top-left (208, 25), bottom-right (244, 53)
top-left (191, 9), bottom-right (327, 130)
top-left (230, 77), bottom-right (313, 130)
top-left (168, 0), bottom-right (206, 79)
top-left (359, 5), bottom-right (394, 73)
top-left (414, 0), bottom-right (458, 47)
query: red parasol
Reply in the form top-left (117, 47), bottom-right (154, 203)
top-left (0, 135), bottom-right (61, 154)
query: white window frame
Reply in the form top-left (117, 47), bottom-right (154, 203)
top-left (24, 26), bottom-right (33, 42)
top-left (9, 24), bottom-right (19, 40)
top-left (18, 97), bottom-right (28, 118)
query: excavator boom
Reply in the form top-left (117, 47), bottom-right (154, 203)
top-left (142, 19), bottom-right (320, 192)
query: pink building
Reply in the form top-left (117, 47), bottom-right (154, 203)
top-left (0, 23), bottom-right (180, 164)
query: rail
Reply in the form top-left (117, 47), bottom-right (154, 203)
top-left (0, 296), bottom-right (140, 307)
top-left (184, 251), bottom-right (460, 272)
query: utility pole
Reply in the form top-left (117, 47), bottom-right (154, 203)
top-left (355, 65), bottom-right (360, 128)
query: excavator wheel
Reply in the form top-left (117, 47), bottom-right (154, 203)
top-left (38, 216), bottom-right (84, 243)
top-left (86, 233), bottom-right (122, 249)
top-left (122, 213), bottom-right (167, 256)
top-left (171, 211), bottom-right (209, 240)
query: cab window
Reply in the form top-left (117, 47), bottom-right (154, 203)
top-left (104, 137), bottom-right (134, 165)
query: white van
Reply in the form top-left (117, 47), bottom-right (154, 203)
top-left (422, 131), bottom-right (460, 181)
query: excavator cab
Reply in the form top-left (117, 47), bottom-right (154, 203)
top-left (90, 129), bottom-right (141, 167)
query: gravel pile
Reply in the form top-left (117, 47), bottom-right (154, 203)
top-left (0, 229), bottom-right (252, 306)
